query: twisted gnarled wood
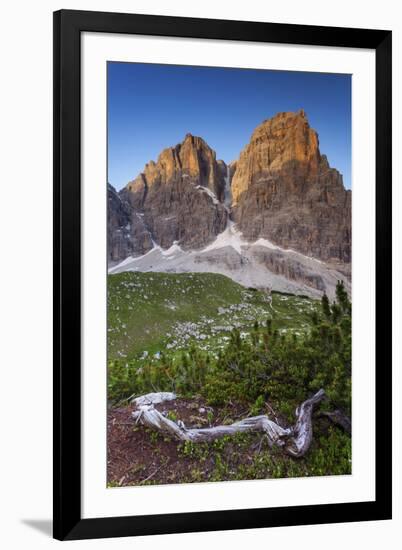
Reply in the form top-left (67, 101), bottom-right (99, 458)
top-left (131, 389), bottom-right (326, 458)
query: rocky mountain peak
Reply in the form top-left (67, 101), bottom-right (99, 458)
top-left (118, 133), bottom-right (228, 253)
top-left (231, 110), bottom-right (321, 205)
top-left (231, 111), bottom-right (351, 263)
top-left (109, 110), bottom-right (351, 269)
top-left (127, 133), bottom-right (223, 196)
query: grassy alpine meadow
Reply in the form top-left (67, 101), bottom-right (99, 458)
top-left (107, 271), bottom-right (352, 487)
top-left (107, 272), bottom-right (319, 362)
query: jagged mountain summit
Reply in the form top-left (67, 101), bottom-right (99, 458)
top-left (231, 110), bottom-right (351, 263)
top-left (108, 110), bottom-right (351, 298)
top-left (122, 133), bottom-right (228, 252)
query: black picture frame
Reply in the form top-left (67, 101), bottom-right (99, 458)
top-left (53, 9), bottom-right (392, 541)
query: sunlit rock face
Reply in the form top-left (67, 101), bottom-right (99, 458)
top-left (231, 110), bottom-right (351, 263)
top-left (122, 133), bottom-right (228, 252)
top-left (108, 111), bottom-right (351, 274)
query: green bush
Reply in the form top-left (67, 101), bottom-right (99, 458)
top-left (108, 281), bottom-right (351, 422)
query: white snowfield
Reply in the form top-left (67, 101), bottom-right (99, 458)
top-left (109, 221), bottom-right (350, 300)
top-left (202, 221), bottom-right (244, 255)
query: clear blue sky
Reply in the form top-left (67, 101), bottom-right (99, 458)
top-left (108, 62), bottom-right (351, 190)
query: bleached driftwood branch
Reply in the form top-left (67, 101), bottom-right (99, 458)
top-left (131, 389), bottom-right (326, 458)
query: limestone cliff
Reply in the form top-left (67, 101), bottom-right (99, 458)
top-left (231, 110), bottom-right (351, 263)
top-left (122, 134), bottom-right (228, 252)
top-left (107, 184), bottom-right (153, 263)
top-left (108, 111), bottom-right (351, 273)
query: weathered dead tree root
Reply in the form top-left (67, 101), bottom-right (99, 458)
top-left (131, 389), bottom-right (326, 458)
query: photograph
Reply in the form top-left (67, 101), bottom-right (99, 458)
top-left (106, 62), bottom-right (352, 488)
top-left (0, 0), bottom-right (396, 545)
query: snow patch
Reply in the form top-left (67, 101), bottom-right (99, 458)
top-left (108, 244), bottom-right (162, 274)
top-left (195, 185), bottom-right (220, 205)
top-left (202, 220), bottom-right (244, 255)
top-left (253, 237), bottom-right (323, 264)
top-left (161, 242), bottom-right (183, 257)
top-left (253, 237), bottom-right (279, 250)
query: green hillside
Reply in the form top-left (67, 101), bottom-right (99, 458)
top-left (107, 271), bottom-right (320, 362)
top-left (107, 273), bottom-right (352, 486)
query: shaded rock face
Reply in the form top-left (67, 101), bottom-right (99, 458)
top-left (107, 184), bottom-right (153, 262)
top-left (123, 134), bottom-right (228, 251)
top-left (108, 184), bottom-right (132, 262)
top-left (231, 110), bottom-right (351, 263)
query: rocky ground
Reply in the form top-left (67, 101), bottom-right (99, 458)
top-left (109, 221), bottom-right (350, 300)
top-left (107, 396), bottom-right (351, 487)
top-left (107, 271), bottom-right (320, 361)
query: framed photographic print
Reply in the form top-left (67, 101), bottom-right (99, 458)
top-left (53, 9), bottom-right (392, 541)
